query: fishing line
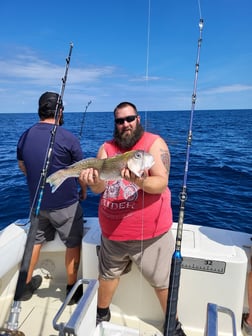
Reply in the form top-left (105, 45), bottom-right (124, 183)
top-left (1, 43), bottom-right (74, 335)
top-left (135, 0), bottom-right (152, 332)
top-left (163, 11), bottom-right (204, 336)
top-left (139, 0), bottom-right (151, 242)
top-left (145, 0), bottom-right (151, 88)
top-left (197, 0), bottom-right (202, 19)
top-left (140, 0), bottom-right (151, 241)
top-left (143, 0), bottom-right (151, 132)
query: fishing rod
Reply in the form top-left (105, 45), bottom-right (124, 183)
top-left (79, 100), bottom-right (92, 140)
top-left (164, 18), bottom-right (204, 336)
top-left (1, 43), bottom-right (74, 336)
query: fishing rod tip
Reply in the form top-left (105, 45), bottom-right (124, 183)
top-left (199, 19), bottom-right (204, 30)
top-left (70, 42), bottom-right (74, 48)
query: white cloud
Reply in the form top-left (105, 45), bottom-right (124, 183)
top-left (0, 54), bottom-right (116, 86)
top-left (204, 84), bottom-right (252, 95)
top-left (1, 49), bottom-right (252, 112)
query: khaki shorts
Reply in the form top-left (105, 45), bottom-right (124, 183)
top-left (33, 202), bottom-right (83, 248)
top-left (98, 230), bottom-right (175, 289)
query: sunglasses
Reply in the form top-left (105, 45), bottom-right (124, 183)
top-left (115, 115), bottom-right (138, 125)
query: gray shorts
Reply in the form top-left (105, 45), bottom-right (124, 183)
top-left (98, 230), bottom-right (175, 289)
top-left (33, 202), bottom-right (83, 248)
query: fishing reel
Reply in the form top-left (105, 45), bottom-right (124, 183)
top-left (0, 328), bottom-right (25, 336)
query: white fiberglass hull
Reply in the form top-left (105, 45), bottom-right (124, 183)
top-left (0, 218), bottom-right (250, 335)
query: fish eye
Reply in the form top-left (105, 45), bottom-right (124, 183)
top-left (135, 151), bottom-right (143, 159)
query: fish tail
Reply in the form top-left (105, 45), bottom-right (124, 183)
top-left (46, 170), bottom-right (69, 193)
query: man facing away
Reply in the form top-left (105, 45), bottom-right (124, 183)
top-left (17, 91), bottom-right (86, 304)
top-left (79, 102), bottom-right (186, 335)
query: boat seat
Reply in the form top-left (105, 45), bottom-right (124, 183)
top-left (0, 224), bottom-right (27, 278)
top-left (205, 302), bottom-right (237, 336)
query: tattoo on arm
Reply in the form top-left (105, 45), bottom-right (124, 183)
top-left (160, 150), bottom-right (169, 171)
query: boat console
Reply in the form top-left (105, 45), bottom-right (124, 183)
top-left (82, 219), bottom-right (250, 335)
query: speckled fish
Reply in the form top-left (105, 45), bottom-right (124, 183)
top-left (46, 150), bottom-right (154, 193)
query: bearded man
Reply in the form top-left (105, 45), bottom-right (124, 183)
top-left (79, 102), bottom-right (186, 335)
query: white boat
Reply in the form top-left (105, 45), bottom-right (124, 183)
top-left (0, 216), bottom-right (250, 336)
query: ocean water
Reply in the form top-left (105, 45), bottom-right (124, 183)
top-left (0, 110), bottom-right (251, 234)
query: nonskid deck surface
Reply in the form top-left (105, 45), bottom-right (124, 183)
top-left (13, 278), bottom-right (75, 336)
top-left (7, 278), bottom-right (164, 336)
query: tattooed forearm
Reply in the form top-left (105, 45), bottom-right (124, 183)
top-left (160, 149), bottom-right (170, 171)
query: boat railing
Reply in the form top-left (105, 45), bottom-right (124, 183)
top-left (205, 302), bottom-right (237, 336)
top-left (53, 278), bottom-right (98, 336)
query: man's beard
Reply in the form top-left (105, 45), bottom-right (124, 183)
top-left (114, 122), bottom-right (144, 150)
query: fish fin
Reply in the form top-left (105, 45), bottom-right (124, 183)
top-left (46, 170), bottom-right (69, 193)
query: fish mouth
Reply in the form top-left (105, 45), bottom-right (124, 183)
top-left (138, 161), bottom-right (154, 177)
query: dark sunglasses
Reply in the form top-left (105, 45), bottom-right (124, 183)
top-left (115, 115), bottom-right (138, 125)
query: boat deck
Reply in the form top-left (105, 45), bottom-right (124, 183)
top-left (7, 277), bottom-right (163, 336)
top-left (8, 279), bottom-right (74, 336)
top-left (1, 218), bottom-right (250, 336)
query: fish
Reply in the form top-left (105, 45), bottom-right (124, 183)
top-left (46, 149), bottom-right (155, 193)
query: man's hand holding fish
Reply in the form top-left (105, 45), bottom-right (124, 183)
top-left (120, 167), bottom-right (147, 187)
top-left (80, 167), bottom-right (105, 194)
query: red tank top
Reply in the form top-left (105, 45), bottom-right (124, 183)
top-left (98, 132), bottom-right (173, 241)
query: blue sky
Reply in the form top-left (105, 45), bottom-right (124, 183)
top-left (1, 0), bottom-right (252, 113)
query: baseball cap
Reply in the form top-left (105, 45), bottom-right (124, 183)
top-left (39, 92), bottom-right (62, 111)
